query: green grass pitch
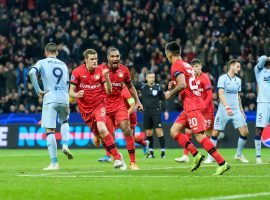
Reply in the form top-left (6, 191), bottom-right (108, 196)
top-left (0, 148), bottom-right (270, 200)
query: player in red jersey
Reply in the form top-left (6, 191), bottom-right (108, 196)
top-left (99, 47), bottom-right (143, 170)
top-left (69, 49), bottom-right (126, 170)
top-left (98, 85), bottom-right (149, 162)
top-left (164, 41), bottom-right (230, 175)
top-left (175, 58), bottom-right (215, 163)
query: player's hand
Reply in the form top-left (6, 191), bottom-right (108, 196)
top-left (168, 81), bottom-right (174, 91)
top-left (38, 90), bottom-right (46, 98)
top-left (225, 106), bottom-right (233, 116)
top-left (137, 101), bottom-right (143, 111)
top-left (76, 90), bottom-right (84, 98)
top-left (164, 111), bottom-right (169, 120)
top-left (102, 69), bottom-right (109, 78)
top-left (164, 91), bottom-right (171, 99)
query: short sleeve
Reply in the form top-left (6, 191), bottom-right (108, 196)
top-left (217, 75), bottom-right (225, 89)
top-left (70, 69), bottom-right (79, 86)
top-left (33, 60), bottom-right (42, 73)
top-left (202, 74), bottom-right (212, 90)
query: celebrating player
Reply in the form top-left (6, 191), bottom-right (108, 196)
top-left (164, 41), bottom-right (229, 175)
top-left (254, 55), bottom-right (270, 164)
top-left (69, 49), bottom-right (126, 170)
top-left (99, 47), bottom-right (143, 170)
top-left (175, 58), bottom-right (214, 163)
top-left (205, 59), bottom-right (249, 163)
top-left (98, 85), bottom-right (149, 162)
top-left (28, 42), bottom-right (73, 170)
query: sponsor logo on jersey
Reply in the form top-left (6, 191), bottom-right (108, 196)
top-left (112, 82), bottom-right (122, 87)
top-left (79, 83), bottom-right (101, 90)
top-left (226, 89), bottom-right (238, 94)
top-left (263, 76), bottom-right (270, 82)
top-left (82, 75), bottom-right (87, 78)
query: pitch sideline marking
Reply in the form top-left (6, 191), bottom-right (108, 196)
top-left (187, 191), bottom-right (270, 200)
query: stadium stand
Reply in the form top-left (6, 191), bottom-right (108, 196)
top-left (0, 0), bottom-right (269, 113)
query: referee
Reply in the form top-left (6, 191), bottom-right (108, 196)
top-left (140, 71), bottom-right (169, 158)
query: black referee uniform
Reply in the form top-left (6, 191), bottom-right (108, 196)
top-left (140, 83), bottom-right (167, 158)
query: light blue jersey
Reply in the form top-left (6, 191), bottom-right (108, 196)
top-left (217, 74), bottom-right (241, 113)
top-left (29, 57), bottom-right (69, 105)
top-left (254, 55), bottom-right (270, 103)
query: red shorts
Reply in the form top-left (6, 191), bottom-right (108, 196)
top-left (81, 105), bottom-right (106, 136)
top-left (202, 112), bottom-right (214, 130)
top-left (106, 107), bottom-right (129, 135)
top-left (175, 110), bottom-right (206, 134)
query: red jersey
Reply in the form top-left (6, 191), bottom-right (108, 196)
top-left (196, 72), bottom-right (214, 113)
top-left (171, 59), bottom-right (204, 112)
top-left (70, 64), bottom-right (105, 113)
top-left (100, 63), bottom-right (132, 113)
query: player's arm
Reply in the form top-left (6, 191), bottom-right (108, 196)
top-left (165, 73), bottom-right (186, 99)
top-left (127, 97), bottom-right (137, 114)
top-left (203, 75), bottom-right (213, 107)
top-left (218, 89), bottom-right (233, 116)
top-left (28, 67), bottom-right (45, 97)
top-left (126, 82), bottom-right (143, 111)
top-left (159, 85), bottom-right (169, 120)
top-left (102, 68), bottom-right (112, 94)
top-left (255, 55), bottom-right (269, 71)
top-left (69, 84), bottom-right (84, 98)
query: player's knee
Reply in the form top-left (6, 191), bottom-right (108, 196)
top-left (170, 128), bottom-right (177, 138)
top-left (155, 128), bottom-right (164, 137)
top-left (212, 130), bottom-right (219, 137)
top-left (122, 127), bottom-right (132, 136)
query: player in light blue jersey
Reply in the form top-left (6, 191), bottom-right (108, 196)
top-left (205, 59), bottom-right (249, 163)
top-left (29, 42), bottom-right (73, 170)
top-left (254, 55), bottom-right (270, 164)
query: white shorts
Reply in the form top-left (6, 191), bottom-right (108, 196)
top-left (41, 103), bottom-right (69, 128)
top-left (214, 108), bottom-right (247, 131)
top-left (256, 102), bottom-right (270, 128)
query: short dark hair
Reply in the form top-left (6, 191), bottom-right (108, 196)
top-left (146, 71), bottom-right (155, 76)
top-left (83, 49), bottom-right (97, 59)
top-left (165, 41), bottom-right (181, 55)
top-left (45, 42), bottom-right (58, 53)
top-left (191, 58), bottom-right (202, 66)
top-left (107, 47), bottom-right (119, 57)
top-left (227, 59), bottom-right (240, 69)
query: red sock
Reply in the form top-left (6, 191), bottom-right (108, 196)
top-left (103, 133), bottom-right (120, 160)
top-left (135, 136), bottom-right (146, 146)
top-left (106, 150), bottom-right (111, 157)
top-left (183, 131), bottom-right (192, 155)
top-left (200, 137), bottom-right (225, 165)
top-left (125, 135), bottom-right (135, 163)
top-left (174, 133), bottom-right (198, 156)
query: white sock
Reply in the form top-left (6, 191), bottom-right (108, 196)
top-left (255, 139), bottom-right (261, 157)
top-left (236, 136), bottom-right (247, 157)
top-left (47, 133), bottom-right (58, 164)
top-left (61, 123), bottom-right (70, 147)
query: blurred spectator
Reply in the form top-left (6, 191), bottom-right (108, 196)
top-left (1, 0), bottom-right (270, 113)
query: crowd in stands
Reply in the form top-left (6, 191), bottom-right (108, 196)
top-left (0, 0), bottom-right (269, 114)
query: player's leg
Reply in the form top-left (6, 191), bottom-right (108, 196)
top-left (254, 102), bottom-right (269, 164)
top-left (233, 112), bottom-right (249, 163)
top-left (189, 110), bottom-right (230, 175)
top-left (58, 104), bottom-right (73, 160)
top-left (42, 103), bottom-right (59, 170)
top-left (153, 110), bottom-right (166, 158)
top-left (145, 129), bottom-right (154, 158)
top-left (144, 110), bottom-right (154, 157)
top-left (175, 128), bottom-right (191, 163)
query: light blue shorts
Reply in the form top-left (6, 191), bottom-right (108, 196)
top-left (41, 103), bottom-right (69, 128)
top-left (214, 108), bottom-right (247, 131)
top-left (256, 102), bottom-right (270, 128)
